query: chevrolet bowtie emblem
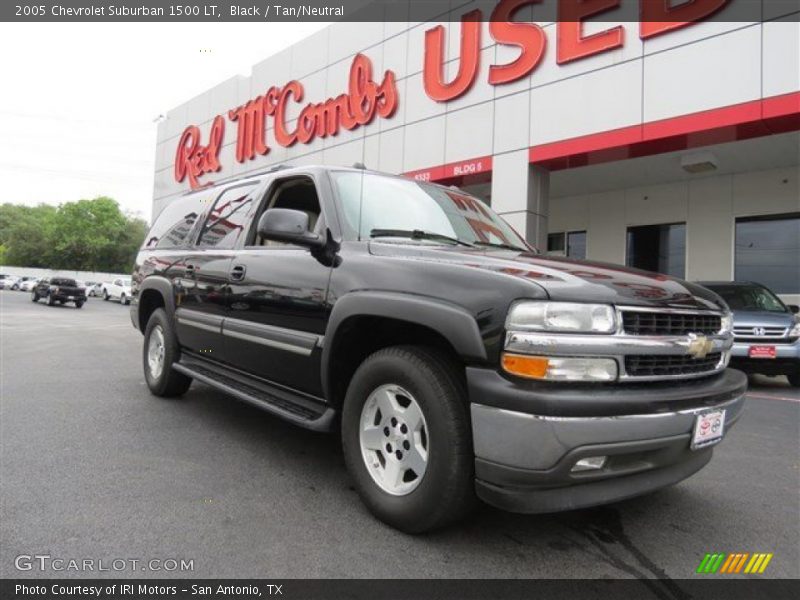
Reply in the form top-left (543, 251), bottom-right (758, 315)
top-left (687, 334), bottom-right (716, 359)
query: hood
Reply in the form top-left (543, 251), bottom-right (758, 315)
top-left (368, 242), bottom-right (727, 310)
top-left (729, 310), bottom-right (796, 328)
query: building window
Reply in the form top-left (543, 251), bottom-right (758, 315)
top-left (547, 231), bottom-right (587, 259)
top-left (735, 213), bottom-right (800, 294)
top-left (626, 223), bottom-right (686, 278)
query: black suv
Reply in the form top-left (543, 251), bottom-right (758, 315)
top-left (131, 165), bottom-right (746, 532)
top-left (32, 277), bottom-right (86, 308)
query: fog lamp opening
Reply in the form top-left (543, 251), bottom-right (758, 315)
top-left (571, 456), bottom-right (607, 473)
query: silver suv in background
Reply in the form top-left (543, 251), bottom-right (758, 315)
top-left (698, 281), bottom-right (800, 387)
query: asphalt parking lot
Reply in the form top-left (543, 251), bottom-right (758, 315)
top-left (1, 289), bottom-right (798, 584)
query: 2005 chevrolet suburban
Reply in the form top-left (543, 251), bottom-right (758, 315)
top-left (131, 165), bottom-right (747, 532)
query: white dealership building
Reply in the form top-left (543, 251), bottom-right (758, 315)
top-left (152, 1), bottom-right (800, 302)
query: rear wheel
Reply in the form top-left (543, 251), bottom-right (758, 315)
top-left (788, 372), bottom-right (800, 387)
top-left (341, 345), bottom-right (475, 533)
top-left (75, 301), bottom-right (84, 309)
top-left (31, 291), bottom-right (39, 302)
top-left (103, 290), bottom-right (109, 301)
top-left (121, 293), bottom-right (130, 305)
top-left (47, 295), bottom-right (55, 306)
top-left (143, 308), bottom-right (192, 397)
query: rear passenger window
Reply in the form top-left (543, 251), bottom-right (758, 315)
top-left (144, 194), bottom-right (207, 249)
top-left (197, 184), bottom-right (258, 249)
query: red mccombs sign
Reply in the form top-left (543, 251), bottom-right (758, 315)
top-left (174, 0), bottom-right (727, 189)
top-left (175, 54), bottom-right (397, 189)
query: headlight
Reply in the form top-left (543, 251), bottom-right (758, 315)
top-left (790, 320), bottom-right (800, 337)
top-left (720, 312), bottom-right (733, 334)
top-left (507, 301), bottom-right (616, 333)
top-left (502, 353), bottom-right (618, 381)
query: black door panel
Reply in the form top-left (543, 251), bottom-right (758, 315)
top-left (224, 247), bottom-right (330, 396)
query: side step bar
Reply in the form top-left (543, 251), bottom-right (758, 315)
top-left (172, 360), bottom-right (336, 432)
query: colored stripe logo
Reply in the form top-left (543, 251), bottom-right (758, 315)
top-left (696, 552), bottom-right (773, 574)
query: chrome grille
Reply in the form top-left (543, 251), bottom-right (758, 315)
top-left (733, 326), bottom-right (787, 339)
top-left (622, 311), bottom-right (721, 336)
top-left (625, 353), bottom-right (722, 378)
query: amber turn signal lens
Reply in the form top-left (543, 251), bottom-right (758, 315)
top-left (501, 353), bottom-right (549, 379)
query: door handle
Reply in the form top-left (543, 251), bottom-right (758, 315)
top-left (230, 265), bottom-right (246, 281)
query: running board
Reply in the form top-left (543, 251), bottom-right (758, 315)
top-left (172, 360), bottom-right (336, 432)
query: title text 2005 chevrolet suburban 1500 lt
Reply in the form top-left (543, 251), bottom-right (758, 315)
top-left (130, 165), bottom-right (747, 533)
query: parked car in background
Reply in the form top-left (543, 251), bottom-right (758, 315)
top-left (87, 282), bottom-right (104, 297)
top-left (19, 278), bottom-right (39, 292)
top-left (10, 276), bottom-right (35, 290)
top-left (698, 281), bottom-right (800, 387)
top-left (0, 274), bottom-right (19, 290)
top-left (103, 278), bottom-right (132, 304)
top-left (32, 277), bottom-right (86, 308)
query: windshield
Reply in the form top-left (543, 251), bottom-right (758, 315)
top-left (51, 278), bottom-right (77, 286)
top-left (332, 172), bottom-right (530, 251)
top-left (122, 279), bottom-right (132, 287)
top-left (706, 284), bottom-right (788, 313)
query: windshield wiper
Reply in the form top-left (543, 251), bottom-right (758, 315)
top-left (473, 241), bottom-right (528, 252)
top-left (370, 229), bottom-right (475, 247)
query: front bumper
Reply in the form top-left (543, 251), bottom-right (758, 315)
top-left (729, 341), bottom-right (799, 375)
top-left (468, 367), bottom-right (747, 513)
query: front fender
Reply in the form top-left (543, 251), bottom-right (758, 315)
top-left (321, 291), bottom-right (487, 400)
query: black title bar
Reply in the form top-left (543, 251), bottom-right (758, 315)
top-left (2, 0), bottom-right (797, 22)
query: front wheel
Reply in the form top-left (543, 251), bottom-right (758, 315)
top-left (121, 293), bottom-right (130, 305)
top-left (75, 301), bottom-right (84, 309)
top-left (341, 346), bottom-right (475, 533)
top-left (788, 372), bottom-right (800, 387)
top-left (103, 290), bottom-right (109, 301)
top-left (31, 292), bottom-right (39, 302)
top-left (143, 308), bottom-right (192, 397)
top-left (47, 295), bottom-right (55, 306)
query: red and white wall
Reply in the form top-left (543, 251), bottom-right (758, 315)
top-left (153, 0), bottom-right (800, 298)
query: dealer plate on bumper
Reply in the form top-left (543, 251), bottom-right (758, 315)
top-left (691, 410), bottom-right (725, 450)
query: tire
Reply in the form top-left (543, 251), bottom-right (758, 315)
top-left (121, 293), bottom-right (129, 305)
top-left (103, 290), bottom-right (109, 301)
top-left (75, 301), bottom-right (84, 309)
top-left (47, 295), bottom-right (56, 306)
top-left (143, 308), bottom-right (192, 397)
top-left (31, 292), bottom-right (39, 302)
top-left (787, 372), bottom-right (800, 387)
top-left (341, 345), bottom-right (475, 533)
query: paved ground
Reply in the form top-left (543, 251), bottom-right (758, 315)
top-left (1, 289), bottom-right (798, 584)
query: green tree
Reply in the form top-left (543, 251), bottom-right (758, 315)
top-left (0, 197), bottom-right (146, 273)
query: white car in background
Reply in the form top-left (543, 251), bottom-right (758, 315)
top-left (19, 278), bottom-right (40, 292)
top-left (87, 282), bottom-right (104, 297)
top-left (102, 278), bottom-right (133, 305)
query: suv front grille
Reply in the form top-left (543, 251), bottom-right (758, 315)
top-left (622, 311), bottom-right (721, 336)
top-left (733, 326), bottom-right (787, 339)
top-left (625, 353), bottom-right (722, 378)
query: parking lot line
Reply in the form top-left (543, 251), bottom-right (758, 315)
top-left (746, 392), bottom-right (800, 403)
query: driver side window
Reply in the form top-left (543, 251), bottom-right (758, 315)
top-left (249, 176), bottom-right (323, 247)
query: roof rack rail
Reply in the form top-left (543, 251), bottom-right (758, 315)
top-left (178, 164), bottom-right (297, 196)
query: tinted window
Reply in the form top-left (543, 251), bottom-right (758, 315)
top-left (547, 233), bottom-right (565, 253)
top-left (735, 214), bottom-right (800, 294)
top-left (51, 278), bottom-right (77, 286)
top-left (144, 194), bottom-right (207, 249)
top-left (627, 223), bottom-right (686, 278)
top-left (197, 184), bottom-right (258, 249)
